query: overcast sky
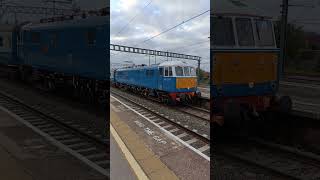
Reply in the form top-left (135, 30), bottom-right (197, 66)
top-left (110, 0), bottom-right (210, 71)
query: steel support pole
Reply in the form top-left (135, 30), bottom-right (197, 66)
top-left (197, 59), bottom-right (201, 85)
top-left (279, 0), bottom-right (288, 80)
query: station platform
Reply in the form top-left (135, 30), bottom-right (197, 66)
top-left (110, 96), bottom-right (210, 180)
top-left (0, 106), bottom-right (107, 180)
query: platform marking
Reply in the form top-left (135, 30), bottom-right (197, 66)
top-left (134, 120), bottom-right (167, 145)
top-left (110, 124), bottom-right (149, 180)
top-left (111, 95), bottom-right (210, 161)
top-left (0, 105), bottom-right (109, 177)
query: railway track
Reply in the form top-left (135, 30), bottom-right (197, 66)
top-left (0, 90), bottom-right (109, 177)
top-left (216, 138), bottom-right (320, 180)
top-left (111, 88), bottom-right (210, 122)
top-left (284, 75), bottom-right (320, 85)
top-left (175, 105), bottom-right (210, 122)
top-left (110, 91), bottom-right (210, 160)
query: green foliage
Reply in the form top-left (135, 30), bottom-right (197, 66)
top-left (196, 68), bottom-right (209, 84)
top-left (274, 21), bottom-right (306, 64)
top-left (286, 24), bottom-right (306, 60)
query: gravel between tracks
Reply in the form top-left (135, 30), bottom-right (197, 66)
top-left (111, 88), bottom-right (210, 139)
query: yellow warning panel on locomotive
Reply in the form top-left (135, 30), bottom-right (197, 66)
top-left (176, 77), bottom-right (197, 89)
top-left (213, 52), bottom-right (277, 84)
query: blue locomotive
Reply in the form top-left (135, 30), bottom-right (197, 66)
top-left (113, 60), bottom-right (200, 103)
top-left (0, 8), bottom-right (109, 102)
top-left (212, 12), bottom-right (292, 131)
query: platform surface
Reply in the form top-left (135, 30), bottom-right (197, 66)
top-left (110, 133), bottom-right (137, 180)
top-left (110, 96), bottom-right (210, 180)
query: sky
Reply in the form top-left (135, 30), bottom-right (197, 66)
top-left (110, 0), bottom-right (210, 71)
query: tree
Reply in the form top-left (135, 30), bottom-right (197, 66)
top-left (274, 21), bottom-right (306, 65)
top-left (196, 68), bottom-right (209, 84)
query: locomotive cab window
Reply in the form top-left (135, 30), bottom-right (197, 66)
top-left (86, 29), bottom-right (96, 45)
top-left (175, 66), bottom-right (183, 76)
top-left (169, 67), bottom-right (173, 76)
top-left (190, 67), bottom-right (196, 76)
top-left (159, 67), bottom-right (163, 76)
top-left (235, 18), bottom-right (254, 46)
top-left (212, 17), bottom-right (235, 46)
top-left (164, 67), bottom-right (169, 76)
top-left (184, 67), bottom-right (190, 76)
top-left (164, 67), bottom-right (173, 77)
top-left (255, 19), bottom-right (275, 47)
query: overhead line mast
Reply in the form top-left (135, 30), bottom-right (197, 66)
top-left (110, 44), bottom-right (202, 83)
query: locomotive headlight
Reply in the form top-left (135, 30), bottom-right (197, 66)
top-left (248, 82), bottom-right (254, 88)
top-left (217, 86), bottom-right (222, 95)
top-left (271, 82), bottom-right (277, 91)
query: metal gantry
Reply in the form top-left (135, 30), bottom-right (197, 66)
top-left (0, 5), bottom-right (73, 15)
top-left (110, 44), bottom-right (202, 81)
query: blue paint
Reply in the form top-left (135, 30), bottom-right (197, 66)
top-left (115, 65), bottom-right (197, 94)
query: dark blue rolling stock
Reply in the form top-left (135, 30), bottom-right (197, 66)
top-left (19, 15), bottom-right (108, 80)
top-left (0, 9), bottom-right (109, 101)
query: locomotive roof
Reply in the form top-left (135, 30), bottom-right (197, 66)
top-left (159, 60), bottom-right (194, 67)
top-left (22, 15), bottom-right (107, 31)
top-left (116, 61), bottom-right (195, 71)
top-left (116, 65), bottom-right (157, 71)
top-left (212, 1), bottom-right (274, 19)
top-left (212, 13), bottom-right (272, 19)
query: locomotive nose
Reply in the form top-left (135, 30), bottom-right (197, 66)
top-left (176, 77), bottom-right (197, 89)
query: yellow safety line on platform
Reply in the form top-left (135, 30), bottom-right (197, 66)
top-left (110, 124), bottom-right (150, 180)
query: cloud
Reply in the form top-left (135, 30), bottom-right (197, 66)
top-left (111, 0), bottom-right (210, 71)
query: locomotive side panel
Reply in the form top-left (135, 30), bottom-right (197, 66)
top-left (21, 16), bottom-right (108, 80)
top-left (115, 67), bottom-right (159, 90)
